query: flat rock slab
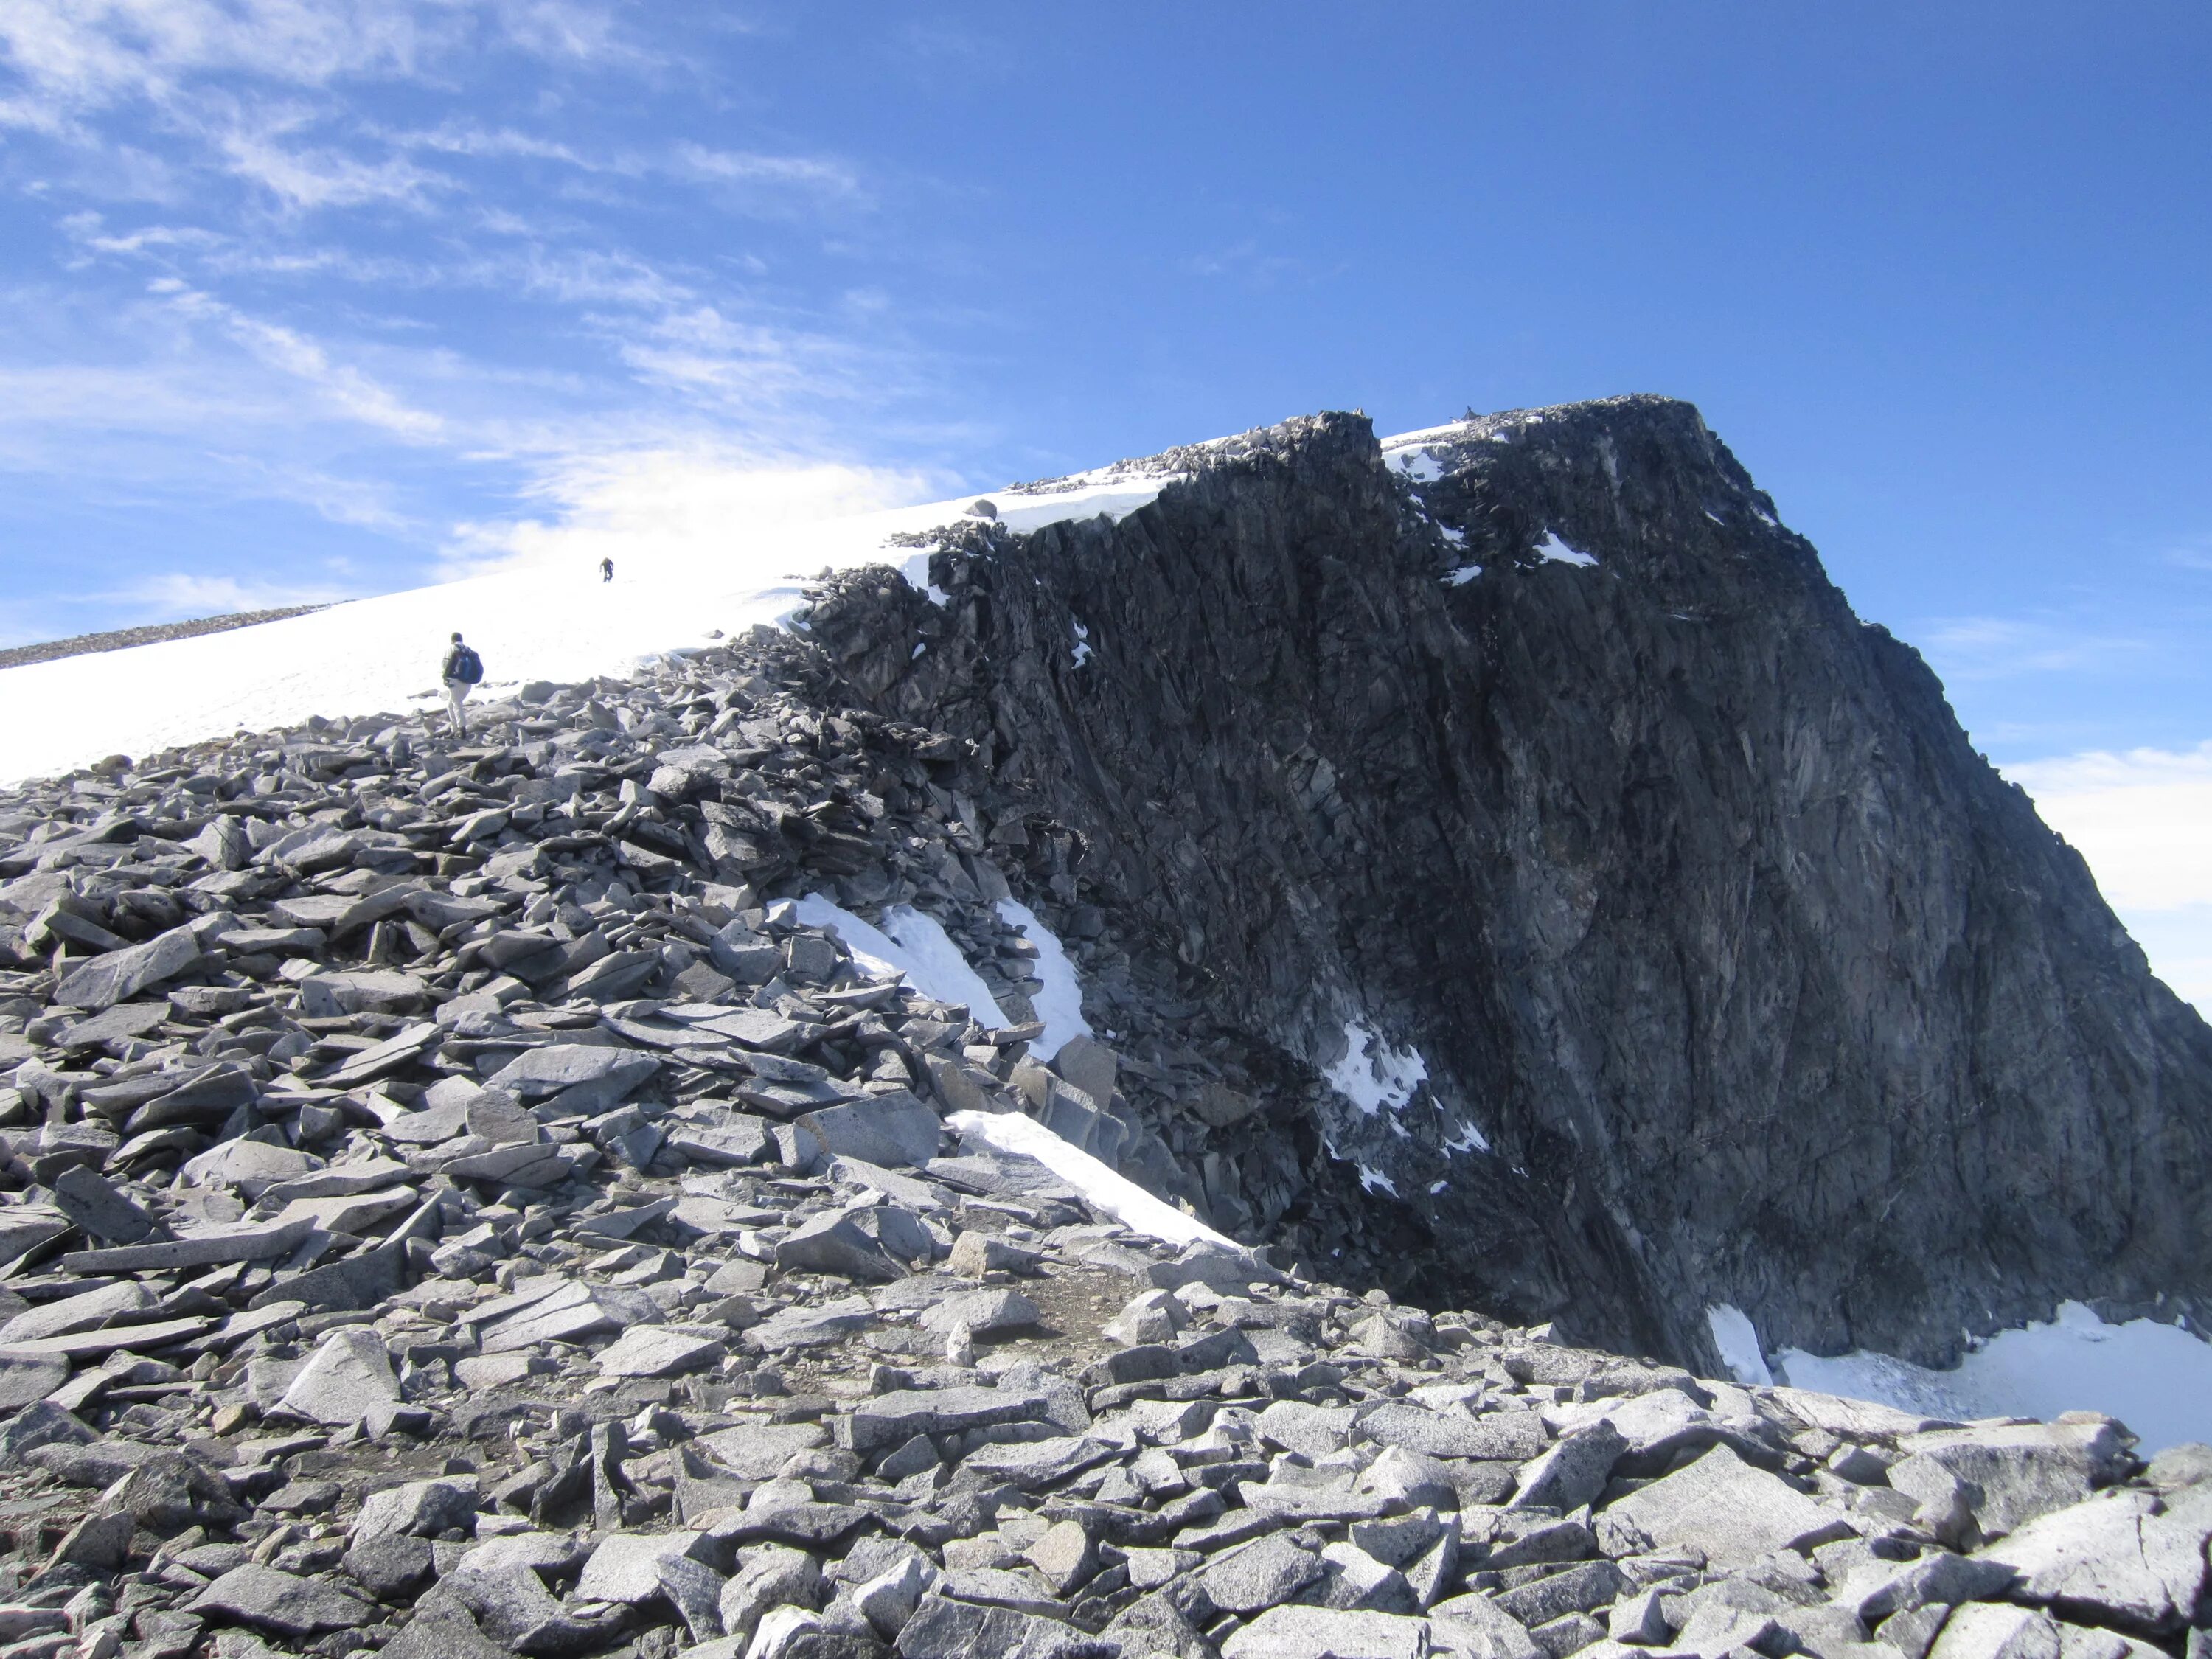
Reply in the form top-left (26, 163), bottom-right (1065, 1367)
top-left (796, 1092), bottom-right (941, 1169)
top-left (1976, 1487), bottom-right (2212, 1635)
top-left (486, 1044), bottom-right (658, 1104)
top-left (919, 1287), bottom-right (1040, 1335)
top-left (839, 1384), bottom-right (1051, 1455)
top-left (1600, 1444), bottom-right (1853, 1568)
top-left (61, 1215), bottom-right (314, 1273)
top-left (697, 1419), bottom-right (830, 1480)
top-left (0, 1352), bottom-right (69, 1411)
top-left (190, 1563), bottom-right (375, 1635)
top-left (595, 1325), bottom-right (726, 1379)
top-left (277, 1326), bottom-right (402, 1427)
top-left (1221, 1605), bottom-right (1430, 1659)
top-left (1361, 1402), bottom-right (1547, 1462)
top-left (574, 1530), bottom-right (710, 1602)
top-left (55, 924), bottom-right (203, 1011)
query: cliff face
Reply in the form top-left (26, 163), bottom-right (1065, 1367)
top-left (801, 395), bottom-right (2212, 1374)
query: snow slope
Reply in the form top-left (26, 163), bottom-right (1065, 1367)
top-left (1711, 1300), bottom-right (2212, 1455)
top-left (0, 470), bottom-right (1176, 786)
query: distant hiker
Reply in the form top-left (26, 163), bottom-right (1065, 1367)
top-left (441, 631), bottom-right (483, 736)
top-left (600, 557), bottom-right (614, 583)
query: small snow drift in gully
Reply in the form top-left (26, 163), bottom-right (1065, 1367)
top-left (799, 397), bottom-right (2212, 1378)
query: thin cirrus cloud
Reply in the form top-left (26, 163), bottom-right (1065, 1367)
top-left (1919, 615), bottom-right (2146, 681)
top-left (2007, 742), bottom-right (2212, 1017)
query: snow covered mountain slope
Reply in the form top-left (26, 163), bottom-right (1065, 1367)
top-left (0, 467), bottom-right (1178, 787)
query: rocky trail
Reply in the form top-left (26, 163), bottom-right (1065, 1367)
top-left (0, 411), bottom-right (2205, 1659)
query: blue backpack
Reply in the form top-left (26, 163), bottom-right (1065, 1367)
top-left (448, 644), bottom-right (484, 684)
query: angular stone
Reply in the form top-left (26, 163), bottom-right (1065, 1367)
top-left (595, 1325), bottom-right (727, 1378)
top-left (1600, 1444), bottom-right (1853, 1568)
top-left (50, 1508), bottom-right (136, 1571)
top-left (0, 1352), bottom-right (69, 1411)
top-left (0, 1277), bottom-right (157, 1344)
top-left (744, 1298), bottom-right (875, 1352)
top-left (60, 1214), bottom-right (313, 1274)
top-left (1976, 1488), bottom-right (2212, 1635)
top-left (487, 1044), bottom-right (660, 1106)
top-left (55, 923), bottom-right (204, 1010)
top-left (347, 1531), bottom-right (435, 1600)
top-left (796, 1092), bottom-right (941, 1169)
top-left (352, 1477), bottom-right (479, 1545)
top-left (945, 1231), bottom-right (1041, 1277)
top-left (1024, 1518), bottom-right (1097, 1596)
top-left (50, 1164), bottom-right (160, 1242)
top-left (276, 1326), bottom-right (403, 1427)
top-left (1839, 1551), bottom-right (2020, 1624)
top-left (891, 1591), bottom-right (1071, 1659)
top-left (697, 1418), bottom-right (832, 1480)
top-left (181, 1137), bottom-right (321, 1198)
top-left (1363, 1402), bottom-right (1547, 1462)
top-left (919, 1287), bottom-right (1040, 1335)
top-left (1512, 1420), bottom-right (1627, 1512)
top-left (1221, 1606), bottom-right (1430, 1659)
top-left (0, 1401), bottom-right (94, 1464)
top-left (1898, 1422), bottom-right (2128, 1538)
top-left (575, 1529), bottom-right (711, 1602)
top-left (1929, 1604), bottom-right (2062, 1659)
top-left (1199, 1531), bottom-right (1326, 1613)
top-left (190, 1564), bottom-right (375, 1635)
top-left (840, 1385), bottom-right (1051, 1455)
top-left (776, 1211), bottom-right (904, 1282)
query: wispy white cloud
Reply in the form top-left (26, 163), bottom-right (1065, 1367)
top-left (675, 142), bottom-right (862, 201)
top-left (2008, 742), bottom-right (2212, 1018)
top-left (443, 443), bottom-right (936, 577)
top-left (157, 282), bottom-right (445, 438)
top-left (1919, 615), bottom-right (2145, 681)
top-left (2007, 742), bottom-right (2212, 912)
top-left (100, 568), bottom-right (358, 617)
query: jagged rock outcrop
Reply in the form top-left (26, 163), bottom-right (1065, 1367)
top-left (801, 395), bottom-right (2212, 1374)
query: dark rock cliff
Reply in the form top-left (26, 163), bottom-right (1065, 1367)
top-left (799, 394), bottom-right (2212, 1377)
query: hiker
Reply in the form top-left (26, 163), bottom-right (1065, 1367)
top-left (441, 631), bottom-right (484, 736)
top-left (600, 557), bottom-right (614, 583)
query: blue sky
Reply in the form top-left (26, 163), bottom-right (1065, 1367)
top-left (3, 3), bottom-right (2209, 996)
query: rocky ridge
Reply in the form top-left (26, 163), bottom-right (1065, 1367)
top-left (801, 397), bottom-right (2212, 1371)
top-left (0, 404), bottom-right (2203, 1659)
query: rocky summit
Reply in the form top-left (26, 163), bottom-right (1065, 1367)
top-left (0, 395), bottom-right (2205, 1659)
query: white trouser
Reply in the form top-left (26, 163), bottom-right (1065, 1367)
top-left (444, 677), bottom-right (473, 731)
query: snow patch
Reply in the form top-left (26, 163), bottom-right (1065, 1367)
top-left (1437, 524), bottom-right (1467, 546)
top-left (1441, 1120), bottom-right (1491, 1155)
top-left (1357, 1163), bottom-right (1398, 1197)
top-left (993, 897), bottom-right (1091, 1062)
top-left (1534, 532), bottom-right (1599, 568)
top-left (1775, 1302), bottom-right (2212, 1455)
top-left (1071, 619), bottom-right (1092, 669)
top-left (1706, 1304), bottom-right (1775, 1387)
top-left (947, 1107), bottom-right (1233, 1250)
top-left (1383, 448), bottom-right (1446, 484)
top-left (1444, 565), bottom-right (1482, 587)
top-left (897, 552), bottom-right (950, 608)
top-left (1324, 1022), bottom-right (1428, 1116)
top-left (787, 894), bottom-right (1010, 1029)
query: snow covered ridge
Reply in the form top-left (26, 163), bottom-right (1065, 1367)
top-left (0, 467), bottom-right (1182, 790)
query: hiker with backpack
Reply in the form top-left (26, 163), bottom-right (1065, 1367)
top-left (441, 632), bottom-right (484, 736)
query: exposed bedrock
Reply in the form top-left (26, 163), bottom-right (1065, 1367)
top-left (801, 394), bottom-right (2212, 1374)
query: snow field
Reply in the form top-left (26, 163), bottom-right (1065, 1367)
top-left (1711, 1299), bottom-right (2212, 1454)
top-left (0, 470), bottom-right (1177, 787)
